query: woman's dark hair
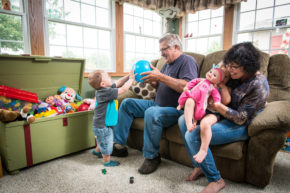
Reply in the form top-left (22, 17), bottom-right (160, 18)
top-left (223, 42), bottom-right (261, 75)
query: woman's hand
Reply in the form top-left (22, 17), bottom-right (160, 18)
top-left (140, 64), bottom-right (162, 83)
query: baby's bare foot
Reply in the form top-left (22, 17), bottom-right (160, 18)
top-left (185, 167), bottom-right (203, 181)
top-left (201, 178), bottom-right (226, 193)
top-left (193, 150), bottom-right (207, 163)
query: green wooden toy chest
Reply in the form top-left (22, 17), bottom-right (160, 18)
top-left (0, 55), bottom-right (95, 173)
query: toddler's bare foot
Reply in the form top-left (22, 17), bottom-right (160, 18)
top-left (177, 105), bottom-right (183, 111)
top-left (193, 150), bottom-right (207, 163)
top-left (201, 178), bottom-right (226, 193)
top-left (185, 167), bottom-right (203, 181)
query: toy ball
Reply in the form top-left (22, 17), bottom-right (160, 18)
top-left (133, 60), bottom-right (152, 83)
top-left (77, 102), bottom-right (90, 112)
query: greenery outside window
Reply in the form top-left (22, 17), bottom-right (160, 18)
top-left (0, 0), bottom-right (29, 54)
top-left (123, 3), bottom-right (163, 72)
top-left (45, 0), bottom-right (114, 72)
top-left (184, 7), bottom-right (224, 54)
top-left (235, 0), bottom-right (290, 56)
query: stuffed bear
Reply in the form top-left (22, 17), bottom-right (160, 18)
top-left (0, 106), bottom-right (35, 124)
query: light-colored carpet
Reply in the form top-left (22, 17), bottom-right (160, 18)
top-left (0, 148), bottom-right (289, 193)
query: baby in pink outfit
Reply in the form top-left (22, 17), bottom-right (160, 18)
top-left (177, 65), bottom-right (230, 164)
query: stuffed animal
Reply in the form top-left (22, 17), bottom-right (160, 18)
top-left (58, 86), bottom-right (82, 106)
top-left (0, 106), bottom-right (35, 124)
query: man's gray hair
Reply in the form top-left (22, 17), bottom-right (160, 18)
top-left (159, 33), bottom-right (182, 51)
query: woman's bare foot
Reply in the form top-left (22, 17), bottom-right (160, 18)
top-left (185, 167), bottom-right (203, 181)
top-left (201, 178), bottom-right (226, 193)
top-left (193, 150), bottom-right (207, 163)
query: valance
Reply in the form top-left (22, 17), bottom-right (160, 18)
top-left (115, 0), bottom-right (247, 17)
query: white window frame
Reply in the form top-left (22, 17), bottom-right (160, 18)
top-left (0, 0), bottom-right (30, 54)
top-left (43, 0), bottom-right (116, 72)
top-left (123, 3), bottom-right (164, 72)
top-left (183, 7), bottom-right (224, 54)
top-left (234, 0), bottom-right (290, 56)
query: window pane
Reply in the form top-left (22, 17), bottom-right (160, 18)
top-left (125, 52), bottom-right (135, 71)
top-left (124, 3), bottom-right (133, 15)
top-left (48, 22), bottom-right (66, 46)
top-left (64, 0), bottom-right (80, 22)
top-left (124, 15), bottom-right (134, 32)
top-left (144, 10), bottom-right (152, 20)
top-left (98, 30), bottom-right (110, 50)
top-left (134, 17), bottom-right (143, 34)
top-left (67, 25), bottom-right (82, 47)
top-left (199, 10), bottom-right (210, 20)
top-left (188, 21), bottom-right (198, 36)
top-left (84, 48), bottom-right (98, 71)
top-left (152, 12), bottom-right (161, 22)
top-left (256, 8), bottom-right (273, 29)
top-left (96, 8), bottom-right (109, 27)
top-left (144, 19), bottom-right (153, 35)
top-left (10, 0), bottom-right (21, 12)
top-left (188, 13), bottom-right (198, 22)
top-left (186, 39), bottom-right (196, 52)
top-left (274, 5), bottom-right (290, 23)
top-left (240, 0), bottom-right (256, 12)
top-left (196, 38), bottom-right (208, 54)
top-left (67, 47), bottom-right (83, 58)
top-left (257, 0), bottom-right (274, 9)
top-left (208, 36), bottom-right (221, 53)
top-left (239, 11), bottom-right (255, 30)
top-left (134, 6), bottom-right (143, 17)
top-left (198, 19), bottom-right (210, 36)
top-left (98, 50), bottom-right (112, 70)
top-left (49, 45), bottom-right (66, 57)
top-left (211, 7), bottom-right (224, 17)
top-left (95, 0), bottom-right (109, 8)
top-left (0, 13), bottom-right (22, 41)
top-left (271, 28), bottom-right (290, 53)
top-left (145, 38), bottom-right (154, 53)
top-left (84, 28), bottom-right (98, 48)
top-left (82, 0), bottom-right (95, 5)
top-left (46, 0), bottom-right (63, 19)
top-left (81, 4), bottom-right (95, 25)
top-left (276, 0), bottom-right (290, 6)
top-left (135, 36), bottom-right (145, 53)
top-left (211, 17), bottom-right (223, 34)
top-left (1, 42), bottom-right (24, 54)
top-left (253, 31), bottom-right (270, 50)
top-left (125, 34), bottom-right (135, 52)
top-left (152, 21), bottom-right (161, 37)
top-left (237, 33), bottom-right (253, 43)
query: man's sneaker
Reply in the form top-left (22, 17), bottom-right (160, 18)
top-left (138, 154), bottom-right (161, 174)
top-left (111, 143), bottom-right (128, 157)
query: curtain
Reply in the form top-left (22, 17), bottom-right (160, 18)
top-left (115, 0), bottom-right (247, 16)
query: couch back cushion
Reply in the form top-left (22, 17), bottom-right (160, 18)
top-left (184, 52), bottom-right (205, 73)
top-left (199, 50), bottom-right (227, 77)
top-left (267, 54), bottom-right (290, 102)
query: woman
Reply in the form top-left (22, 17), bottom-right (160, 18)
top-left (178, 42), bottom-right (270, 193)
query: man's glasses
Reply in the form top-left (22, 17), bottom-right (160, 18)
top-left (160, 46), bottom-right (170, 52)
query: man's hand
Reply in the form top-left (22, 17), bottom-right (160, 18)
top-left (140, 64), bottom-right (162, 83)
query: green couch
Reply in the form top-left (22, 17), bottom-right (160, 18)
top-left (117, 51), bottom-right (290, 188)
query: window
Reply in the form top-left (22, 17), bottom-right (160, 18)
top-left (184, 7), bottom-right (224, 54)
top-left (123, 3), bottom-right (163, 72)
top-left (236, 0), bottom-right (290, 56)
top-left (0, 0), bottom-right (29, 54)
top-left (45, 0), bottom-right (114, 72)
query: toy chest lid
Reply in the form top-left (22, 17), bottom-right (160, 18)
top-left (0, 55), bottom-right (85, 100)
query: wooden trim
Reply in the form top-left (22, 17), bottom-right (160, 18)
top-left (179, 16), bottom-right (183, 40)
top-left (115, 2), bottom-right (124, 74)
top-left (223, 5), bottom-right (234, 50)
top-left (28, 0), bottom-right (45, 55)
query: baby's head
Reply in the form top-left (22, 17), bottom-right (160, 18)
top-left (88, 70), bottom-right (112, 90)
top-left (206, 65), bottom-right (225, 85)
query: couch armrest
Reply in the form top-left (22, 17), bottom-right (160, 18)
top-left (248, 101), bottom-right (290, 137)
top-left (117, 90), bottom-right (138, 105)
top-left (246, 101), bottom-right (290, 187)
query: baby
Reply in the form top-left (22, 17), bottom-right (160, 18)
top-left (88, 70), bottom-right (135, 167)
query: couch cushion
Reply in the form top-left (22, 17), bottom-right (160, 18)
top-left (199, 50), bottom-right (227, 78)
top-left (267, 54), bottom-right (290, 102)
top-left (259, 51), bottom-right (270, 77)
top-left (184, 52), bottom-right (205, 73)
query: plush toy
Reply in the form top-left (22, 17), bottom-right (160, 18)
top-left (0, 106), bottom-right (35, 124)
top-left (58, 86), bottom-right (82, 106)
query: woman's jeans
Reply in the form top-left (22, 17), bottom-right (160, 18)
top-left (178, 114), bottom-right (249, 182)
top-left (114, 98), bottom-right (183, 159)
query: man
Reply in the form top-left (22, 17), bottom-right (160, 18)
top-left (112, 33), bottom-right (198, 174)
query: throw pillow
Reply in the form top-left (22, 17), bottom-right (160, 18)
top-left (130, 81), bottom-right (156, 100)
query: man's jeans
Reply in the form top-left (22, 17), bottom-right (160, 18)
top-left (114, 98), bottom-right (183, 159)
top-left (178, 114), bottom-right (249, 182)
